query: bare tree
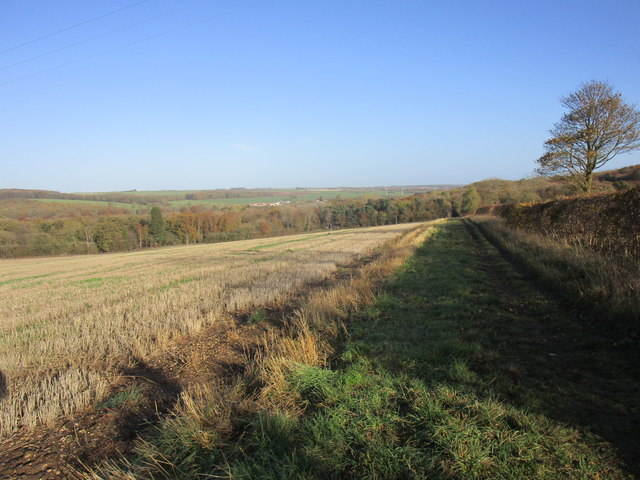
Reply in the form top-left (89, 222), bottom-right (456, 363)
top-left (536, 80), bottom-right (640, 192)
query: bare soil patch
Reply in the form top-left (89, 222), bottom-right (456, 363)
top-left (0, 315), bottom-right (267, 479)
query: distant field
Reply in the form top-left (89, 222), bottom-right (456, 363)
top-left (66, 189), bottom-right (411, 209)
top-left (166, 190), bottom-right (405, 208)
top-left (0, 223), bottom-right (421, 436)
top-left (102, 190), bottom-right (203, 196)
top-left (0, 198), bottom-right (144, 220)
top-left (167, 196), bottom-right (298, 208)
top-left (13, 189), bottom-right (409, 211)
top-left (31, 198), bottom-right (137, 209)
top-left (1, 187), bottom-right (451, 219)
top-left (106, 188), bottom-right (410, 198)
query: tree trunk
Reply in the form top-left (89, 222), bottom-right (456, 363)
top-left (583, 169), bottom-right (594, 192)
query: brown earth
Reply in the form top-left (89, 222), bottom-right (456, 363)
top-left (0, 315), bottom-right (268, 479)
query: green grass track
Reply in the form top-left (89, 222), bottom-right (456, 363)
top-left (102, 219), bottom-right (639, 479)
top-left (221, 219), bottom-right (638, 479)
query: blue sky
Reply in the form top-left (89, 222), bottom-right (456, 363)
top-left (1, 0), bottom-right (639, 192)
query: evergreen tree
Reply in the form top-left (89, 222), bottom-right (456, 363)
top-left (149, 206), bottom-right (166, 244)
top-left (460, 187), bottom-right (481, 214)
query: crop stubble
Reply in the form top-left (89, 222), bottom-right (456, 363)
top-left (0, 224), bottom-right (420, 435)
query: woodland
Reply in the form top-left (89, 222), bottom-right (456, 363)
top-left (1, 165), bottom-right (638, 258)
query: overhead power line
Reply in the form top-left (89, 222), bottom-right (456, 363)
top-left (1, 0), bottom-right (216, 71)
top-left (0, 0), bottom-right (273, 87)
top-left (0, 0), bottom-right (151, 55)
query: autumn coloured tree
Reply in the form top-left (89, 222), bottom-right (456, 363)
top-left (4, 168), bottom-right (638, 259)
top-left (537, 81), bottom-right (640, 192)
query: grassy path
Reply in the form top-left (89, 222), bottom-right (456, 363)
top-left (214, 219), bottom-right (638, 479)
top-left (86, 219), bottom-right (638, 479)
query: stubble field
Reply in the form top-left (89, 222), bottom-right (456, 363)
top-left (0, 223), bottom-right (421, 436)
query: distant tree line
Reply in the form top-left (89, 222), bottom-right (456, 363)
top-left (0, 194), bottom-right (455, 258)
top-left (0, 189), bottom-right (162, 205)
top-left (1, 166), bottom-right (638, 258)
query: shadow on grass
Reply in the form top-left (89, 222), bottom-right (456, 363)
top-left (81, 359), bottom-right (183, 465)
top-left (212, 220), bottom-right (638, 479)
top-left (88, 220), bottom-right (639, 479)
top-left (345, 219), bottom-right (639, 476)
top-left (0, 370), bottom-right (6, 400)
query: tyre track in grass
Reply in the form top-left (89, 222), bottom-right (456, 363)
top-left (461, 218), bottom-right (639, 476)
top-left (338, 218), bottom-right (637, 477)
top-left (192, 219), bottom-right (636, 478)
